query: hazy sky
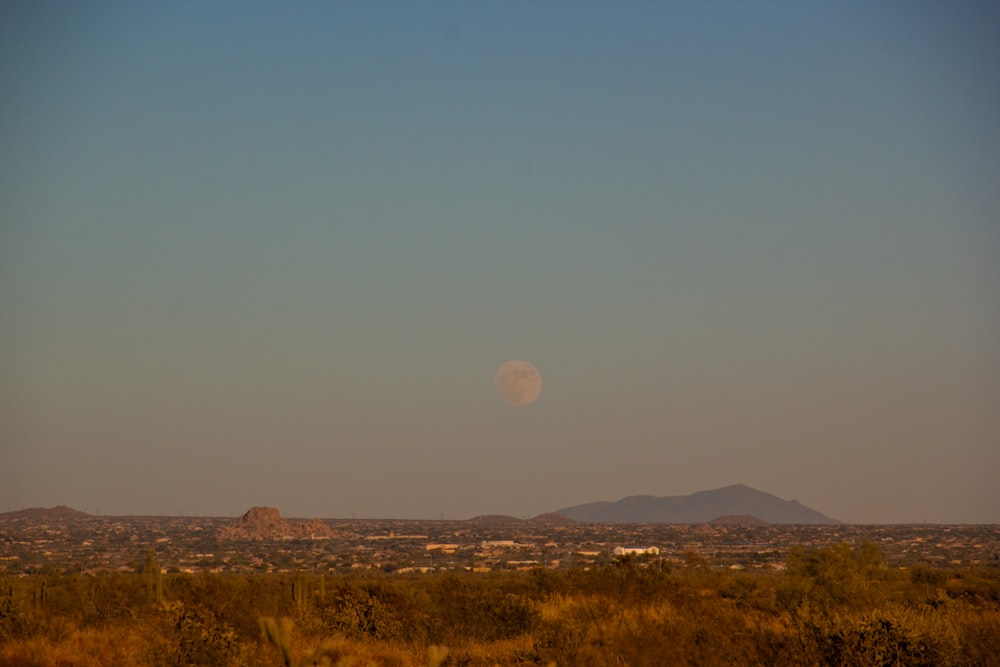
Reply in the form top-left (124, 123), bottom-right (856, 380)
top-left (3, 2), bottom-right (998, 523)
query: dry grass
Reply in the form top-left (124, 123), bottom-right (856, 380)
top-left (2, 548), bottom-right (998, 666)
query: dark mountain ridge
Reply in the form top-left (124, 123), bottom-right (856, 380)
top-left (1, 505), bottom-right (92, 520)
top-left (555, 484), bottom-right (839, 524)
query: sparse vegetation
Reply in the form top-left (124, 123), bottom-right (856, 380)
top-left (1, 544), bottom-right (998, 666)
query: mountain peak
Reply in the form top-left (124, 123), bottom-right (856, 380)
top-left (556, 485), bottom-right (838, 524)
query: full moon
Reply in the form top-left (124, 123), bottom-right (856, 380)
top-left (494, 360), bottom-right (542, 407)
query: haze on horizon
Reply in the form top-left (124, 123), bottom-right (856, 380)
top-left (2, 2), bottom-right (998, 524)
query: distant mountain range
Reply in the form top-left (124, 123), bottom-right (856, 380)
top-left (555, 484), bottom-right (839, 524)
top-left (2, 486), bottom-right (837, 524)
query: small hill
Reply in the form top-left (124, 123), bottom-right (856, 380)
top-left (2, 505), bottom-right (91, 520)
top-left (555, 484), bottom-right (839, 524)
top-left (218, 506), bottom-right (333, 540)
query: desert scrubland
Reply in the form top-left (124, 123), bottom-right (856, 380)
top-left (2, 543), bottom-right (999, 666)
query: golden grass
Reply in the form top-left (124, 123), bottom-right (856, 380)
top-left (2, 549), bottom-right (997, 667)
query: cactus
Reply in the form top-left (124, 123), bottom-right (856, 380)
top-left (144, 550), bottom-right (163, 604)
top-left (425, 645), bottom-right (448, 667)
top-left (32, 580), bottom-right (46, 608)
top-left (260, 616), bottom-right (297, 667)
top-left (292, 570), bottom-right (308, 611)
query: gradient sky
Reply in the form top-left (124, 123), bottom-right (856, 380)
top-left (2, 2), bottom-right (998, 523)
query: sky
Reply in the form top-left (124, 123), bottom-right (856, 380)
top-left (2, 1), bottom-right (998, 524)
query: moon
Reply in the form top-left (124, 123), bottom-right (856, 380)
top-left (494, 360), bottom-right (542, 407)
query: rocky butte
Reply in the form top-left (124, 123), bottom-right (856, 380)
top-left (217, 506), bottom-right (332, 541)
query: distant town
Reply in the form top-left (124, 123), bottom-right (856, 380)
top-left (2, 506), bottom-right (997, 577)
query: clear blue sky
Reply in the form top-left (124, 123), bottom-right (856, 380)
top-left (2, 1), bottom-right (998, 522)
